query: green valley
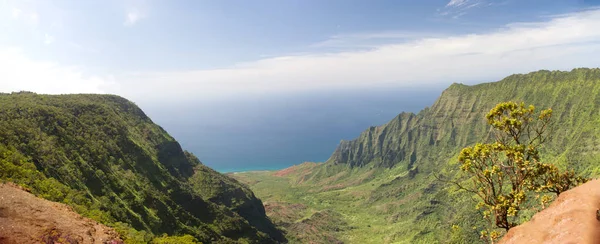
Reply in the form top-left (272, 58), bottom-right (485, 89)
top-left (232, 68), bottom-right (600, 243)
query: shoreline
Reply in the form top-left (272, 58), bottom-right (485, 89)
top-left (223, 161), bottom-right (323, 174)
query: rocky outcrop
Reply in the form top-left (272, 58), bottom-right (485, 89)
top-left (0, 183), bottom-right (121, 244)
top-left (500, 179), bottom-right (600, 244)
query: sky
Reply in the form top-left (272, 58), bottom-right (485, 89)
top-left (2, 0), bottom-right (600, 104)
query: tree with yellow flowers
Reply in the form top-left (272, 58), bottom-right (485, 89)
top-left (457, 102), bottom-right (587, 242)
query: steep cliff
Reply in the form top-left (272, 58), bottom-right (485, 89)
top-left (0, 92), bottom-right (284, 243)
top-left (330, 68), bottom-right (600, 173)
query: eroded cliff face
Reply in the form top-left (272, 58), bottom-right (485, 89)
top-left (328, 68), bottom-right (600, 174)
top-left (330, 112), bottom-right (420, 168)
top-left (500, 179), bottom-right (600, 244)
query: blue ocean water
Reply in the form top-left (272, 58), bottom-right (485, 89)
top-left (144, 87), bottom-right (443, 172)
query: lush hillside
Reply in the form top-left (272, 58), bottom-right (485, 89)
top-left (328, 68), bottom-right (600, 172)
top-left (233, 68), bottom-right (600, 243)
top-left (0, 92), bottom-right (285, 243)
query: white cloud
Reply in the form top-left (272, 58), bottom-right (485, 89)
top-left (445, 0), bottom-right (485, 8)
top-left (29, 12), bottom-right (38, 24)
top-left (311, 31), bottom-right (445, 50)
top-left (123, 0), bottom-right (148, 26)
top-left (124, 9), bottom-right (144, 26)
top-left (68, 42), bottom-right (100, 54)
top-left (113, 8), bottom-right (600, 103)
top-left (118, 0), bottom-right (150, 27)
top-left (9, 6), bottom-right (39, 24)
top-left (11, 8), bottom-right (22, 18)
top-left (0, 48), bottom-right (110, 94)
top-left (3, 8), bottom-right (600, 105)
top-left (447, 0), bottom-right (469, 7)
top-left (464, 2), bottom-right (482, 10)
top-left (442, 0), bottom-right (484, 18)
top-left (43, 33), bottom-right (54, 45)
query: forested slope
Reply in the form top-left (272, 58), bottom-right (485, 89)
top-left (0, 92), bottom-right (284, 243)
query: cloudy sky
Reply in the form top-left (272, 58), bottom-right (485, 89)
top-left (2, 0), bottom-right (600, 104)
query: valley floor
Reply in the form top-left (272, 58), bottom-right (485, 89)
top-left (231, 162), bottom-right (450, 244)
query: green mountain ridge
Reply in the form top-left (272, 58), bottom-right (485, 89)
top-left (0, 92), bottom-right (285, 243)
top-left (330, 68), bottom-right (600, 171)
top-left (233, 68), bottom-right (600, 243)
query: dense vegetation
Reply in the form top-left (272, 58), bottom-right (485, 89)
top-left (0, 92), bottom-right (284, 243)
top-left (233, 68), bottom-right (600, 243)
top-left (455, 102), bottom-right (587, 242)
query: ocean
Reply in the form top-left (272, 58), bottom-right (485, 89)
top-left (144, 87), bottom-right (443, 172)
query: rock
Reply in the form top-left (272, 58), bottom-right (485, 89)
top-left (499, 179), bottom-right (600, 244)
top-left (0, 183), bottom-right (121, 244)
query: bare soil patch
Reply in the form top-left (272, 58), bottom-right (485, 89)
top-left (500, 179), bottom-right (600, 244)
top-left (0, 183), bottom-right (121, 244)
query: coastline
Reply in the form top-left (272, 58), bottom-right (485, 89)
top-left (218, 166), bottom-right (289, 174)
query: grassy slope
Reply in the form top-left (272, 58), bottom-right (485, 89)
top-left (233, 68), bottom-right (600, 243)
top-left (0, 92), bottom-right (284, 243)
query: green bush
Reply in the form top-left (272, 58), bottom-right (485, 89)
top-left (151, 234), bottom-right (200, 244)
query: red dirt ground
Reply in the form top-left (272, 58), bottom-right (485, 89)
top-left (500, 179), bottom-right (600, 244)
top-left (0, 183), bottom-right (121, 244)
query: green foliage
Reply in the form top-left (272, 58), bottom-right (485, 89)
top-left (189, 164), bottom-right (285, 242)
top-left (535, 163), bottom-right (588, 196)
top-left (0, 143), bottom-right (129, 236)
top-left (459, 102), bottom-right (551, 231)
top-left (232, 170), bottom-right (354, 244)
top-left (0, 92), bottom-right (283, 243)
top-left (457, 102), bottom-right (587, 242)
top-left (112, 222), bottom-right (154, 244)
top-left (151, 234), bottom-right (200, 244)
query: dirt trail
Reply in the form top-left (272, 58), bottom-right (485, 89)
top-left (0, 183), bottom-right (121, 244)
top-left (500, 179), bottom-right (600, 244)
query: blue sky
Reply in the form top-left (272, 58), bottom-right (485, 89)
top-left (2, 0), bottom-right (600, 104)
